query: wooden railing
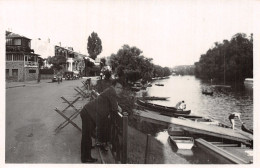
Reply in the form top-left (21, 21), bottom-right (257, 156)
top-left (91, 90), bottom-right (128, 164)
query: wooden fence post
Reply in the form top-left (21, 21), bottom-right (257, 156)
top-left (122, 112), bottom-right (128, 164)
top-left (144, 134), bottom-right (151, 164)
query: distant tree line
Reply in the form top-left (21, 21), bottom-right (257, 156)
top-left (194, 33), bottom-right (253, 83)
top-left (172, 65), bottom-right (195, 75)
top-left (109, 45), bottom-right (171, 83)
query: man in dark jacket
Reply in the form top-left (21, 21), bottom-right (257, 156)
top-left (80, 79), bottom-right (123, 163)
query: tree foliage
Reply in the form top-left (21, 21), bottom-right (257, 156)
top-left (87, 32), bottom-right (102, 60)
top-left (48, 55), bottom-right (66, 65)
top-left (110, 45), bottom-right (171, 83)
top-left (100, 57), bottom-right (106, 69)
top-left (110, 45), bottom-right (153, 83)
top-left (172, 65), bottom-right (195, 75)
top-left (48, 55), bottom-right (66, 70)
top-left (194, 33), bottom-right (253, 83)
top-left (84, 58), bottom-right (96, 76)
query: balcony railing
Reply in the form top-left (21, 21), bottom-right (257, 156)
top-left (25, 61), bottom-right (38, 67)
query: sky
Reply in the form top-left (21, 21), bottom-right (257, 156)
top-left (0, 0), bottom-right (256, 67)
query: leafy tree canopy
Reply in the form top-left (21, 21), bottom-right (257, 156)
top-left (194, 33), bottom-right (253, 83)
top-left (49, 55), bottom-right (66, 65)
top-left (110, 45), bottom-right (171, 83)
top-left (100, 57), bottom-right (106, 68)
top-left (87, 32), bottom-right (102, 60)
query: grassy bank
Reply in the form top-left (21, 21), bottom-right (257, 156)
top-left (128, 126), bottom-right (165, 164)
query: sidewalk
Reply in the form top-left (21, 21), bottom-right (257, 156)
top-left (6, 79), bottom-right (50, 89)
top-left (5, 76), bottom-right (99, 89)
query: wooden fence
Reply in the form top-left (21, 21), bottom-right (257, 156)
top-left (91, 90), bottom-right (128, 164)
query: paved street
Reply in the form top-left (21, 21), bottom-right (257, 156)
top-left (5, 78), bottom-right (99, 163)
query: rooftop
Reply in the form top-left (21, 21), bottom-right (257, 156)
top-left (6, 31), bottom-right (31, 40)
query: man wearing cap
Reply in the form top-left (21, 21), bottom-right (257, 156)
top-left (80, 79), bottom-right (123, 163)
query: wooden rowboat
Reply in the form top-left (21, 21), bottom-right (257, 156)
top-left (202, 91), bottom-right (213, 95)
top-left (155, 83), bottom-right (164, 86)
top-left (169, 136), bottom-right (194, 149)
top-left (141, 96), bottom-right (170, 101)
top-left (241, 124), bottom-right (253, 135)
top-left (136, 99), bottom-right (191, 115)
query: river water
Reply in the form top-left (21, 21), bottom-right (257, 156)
top-left (137, 75), bottom-right (253, 164)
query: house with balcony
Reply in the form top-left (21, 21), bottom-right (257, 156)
top-left (31, 38), bottom-right (87, 76)
top-left (54, 46), bottom-right (86, 73)
top-left (6, 31), bottom-right (40, 82)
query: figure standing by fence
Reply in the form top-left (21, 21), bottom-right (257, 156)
top-left (80, 79), bottom-right (124, 163)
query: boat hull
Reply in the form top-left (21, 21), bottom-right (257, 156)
top-left (141, 96), bottom-right (169, 100)
top-left (169, 136), bottom-right (194, 149)
top-left (202, 91), bottom-right (213, 95)
top-left (155, 84), bottom-right (164, 86)
top-left (136, 99), bottom-right (191, 115)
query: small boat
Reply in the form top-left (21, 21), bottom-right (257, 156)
top-left (136, 99), bottom-right (191, 115)
top-left (141, 96), bottom-right (170, 101)
top-left (155, 83), bottom-right (164, 86)
top-left (195, 138), bottom-right (252, 164)
top-left (241, 123), bottom-right (253, 135)
top-left (169, 136), bottom-right (194, 149)
top-left (211, 85), bottom-right (231, 88)
top-left (202, 91), bottom-right (213, 95)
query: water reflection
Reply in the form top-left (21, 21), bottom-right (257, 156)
top-left (147, 76), bottom-right (253, 128)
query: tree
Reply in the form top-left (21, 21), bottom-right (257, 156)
top-left (47, 56), bottom-right (52, 65)
top-left (48, 55), bottom-right (66, 71)
top-left (110, 45), bottom-right (154, 83)
top-left (87, 32), bottom-right (102, 60)
top-left (194, 33), bottom-right (253, 83)
top-left (37, 57), bottom-right (44, 83)
top-left (84, 58), bottom-right (95, 76)
top-left (100, 57), bottom-right (106, 69)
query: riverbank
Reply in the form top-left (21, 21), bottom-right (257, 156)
top-left (94, 78), bottom-right (188, 163)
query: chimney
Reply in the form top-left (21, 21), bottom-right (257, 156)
top-left (59, 42), bottom-right (61, 46)
top-left (48, 38), bottom-right (50, 43)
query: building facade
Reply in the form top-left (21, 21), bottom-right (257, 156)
top-left (31, 38), bottom-right (86, 74)
top-left (54, 46), bottom-right (86, 74)
top-left (6, 31), bottom-right (40, 82)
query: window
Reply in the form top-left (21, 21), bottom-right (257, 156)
top-left (6, 54), bottom-right (12, 61)
top-left (6, 39), bottom-right (12, 45)
top-left (14, 39), bottom-right (21, 45)
top-left (28, 41), bottom-right (31, 48)
top-left (6, 69), bottom-right (9, 77)
top-left (22, 39), bottom-right (31, 47)
top-left (12, 69), bottom-right (18, 77)
top-left (13, 54), bottom-right (24, 61)
top-left (29, 70), bottom-right (36, 73)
